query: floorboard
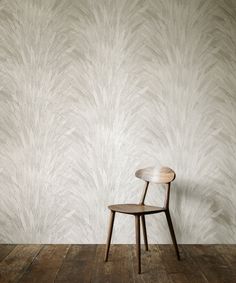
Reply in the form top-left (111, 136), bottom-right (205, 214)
top-left (0, 244), bottom-right (235, 283)
top-left (0, 245), bottom-right (42, 283)
top-left (183, 245), bottom-right (236, 283)
top-left (18, 245), bottom-right (70, 283)
top-left (0, 245), bottom-right (16, 262)
top-left (55, 244), bottom-right (97, 283)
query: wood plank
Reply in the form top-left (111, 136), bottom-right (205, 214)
top-left (0, 245), bottom-right (42, 283)
top-left (130, 244), bottom-right (172, 283)
top-left (55, 245), bottom-right (97, 283)
top-left (0, 244), bottom-right (235, 283)
top-left (90, 244), bottom-right (113, 283)
top-left (110, 245), bottom-right (133, 283)
top-left (18, 244), bottom-right (70, 283)
top-left (215, 244), bottom-right (236, 268)
top-left (169, 272), bottom-right (189, 283)
top-left (0, 245), bottom-right (16, 261)
top-left (159, 244), bottom-right (208, 283)
top-left (91, 244), bottom-right (133, 283)
top-left (184, 244), bottom-right (236, 283)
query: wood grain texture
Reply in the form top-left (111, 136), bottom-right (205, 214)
top-left (108, 204), bottom-right (165, 215)
top-left (0, 245), bottom-right (42, 283)
top-left (0, 0), bottom-right (235, 244)
top-left (0, 244), bottom-right (233, 283)
top-left (0, 245), bottom-right (16, 261)
top-left (55, 245), bottom-right (97, 283)
top-left (135, 167), bottom-right (175, 184)
top-left (183, 245), bottom-right (236, 283)
top-left (18, 245), bottom-right (70, 283)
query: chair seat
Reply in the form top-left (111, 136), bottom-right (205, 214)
top-left (108, 204), bottom-right (165, 215)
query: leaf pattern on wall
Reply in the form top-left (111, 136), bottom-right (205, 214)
top-left (0, 0), bottom-right (235, 243)
top-left (143, 0), bottom-right (219, 244)
top-left (213, 0), bottom-right (236, 243)
top-left (68, 0), bottom-right (148, 243)
top-left (0, 0), bottom-right (74, 243)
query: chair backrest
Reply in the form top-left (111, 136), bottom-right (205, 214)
top-left (135, 166), bottom-right (176, 207)
top-left (135, 166), bottom-right (175, 184)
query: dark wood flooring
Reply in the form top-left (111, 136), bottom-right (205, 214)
top-left (0, 244), bottom-right (235, 283)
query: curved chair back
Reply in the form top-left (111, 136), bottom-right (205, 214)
top-left (135, 166), bottom-right (176, 184)
top-left (135, 166), bottom-right (176, 207)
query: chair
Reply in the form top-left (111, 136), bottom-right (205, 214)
top-left (104, 166), bottom-right (180, 274)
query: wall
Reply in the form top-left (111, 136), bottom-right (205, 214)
top-left (0, 0), bottom-right (235, 243)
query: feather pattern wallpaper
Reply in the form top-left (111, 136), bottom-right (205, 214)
top-left (0, 0), bottom-right (235, 243)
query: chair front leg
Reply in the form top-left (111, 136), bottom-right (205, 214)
top-left (104, 211), bottom-right (116, 262)
top-left (135, 215), bottom-right (141, 274)
top-left (165, 209), bottom-right (180, 260)
top-left (141, 215), bottom-right (148, 251)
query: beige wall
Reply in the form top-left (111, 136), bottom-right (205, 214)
top-left (0, 0), bottom-right (235, 243)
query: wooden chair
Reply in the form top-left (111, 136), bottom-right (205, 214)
top-left (104, 166), bottom-right (180, 274)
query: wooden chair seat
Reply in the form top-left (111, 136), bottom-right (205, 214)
top-left (108, 204), bottom-right (165, 215)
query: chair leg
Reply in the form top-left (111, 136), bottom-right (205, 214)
top-left (135, 215), bottom-right (141, 274)
top-left (141, 215), bottom-right (148, 251)
top-left (104, 211), bottom-right (115, 262)
top-left (165, 209), bottom-right (180, 260)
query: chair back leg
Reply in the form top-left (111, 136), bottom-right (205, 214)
top-left (165, 210), bottom-right (180, 260)
top-left (104, 211), bottom-right (116, 262)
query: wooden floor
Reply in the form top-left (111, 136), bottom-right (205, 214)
top-left (0, 245), bottom-right (235, 283)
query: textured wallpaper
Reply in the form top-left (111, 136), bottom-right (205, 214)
top-left (0, 0), bottom-right (235, 244)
